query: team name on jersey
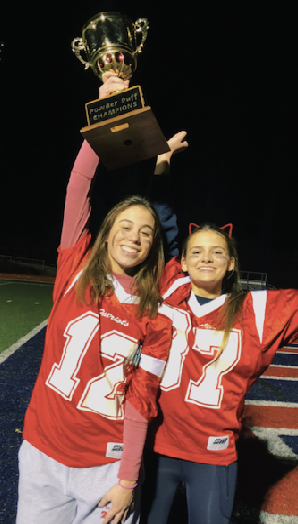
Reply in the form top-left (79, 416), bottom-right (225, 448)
top-left (208, 436), bottom-right (229, 451)
top-left (99, 308), bottom-right (129, 327)
top-left (106, 442), bottom-right (123, 458)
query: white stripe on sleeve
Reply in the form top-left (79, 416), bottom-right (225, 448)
top-left (251, 290), bottom-right (267, 344)
top-left (139, 354), bottom-right (166, 377)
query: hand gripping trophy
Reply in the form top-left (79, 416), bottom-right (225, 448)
top-left (72, 12), bottom-right (169, 171)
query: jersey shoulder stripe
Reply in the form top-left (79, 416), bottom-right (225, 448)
top-left (250, 290), bottom-right (267, 344)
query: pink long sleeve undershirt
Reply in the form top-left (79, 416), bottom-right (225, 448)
top-left (60, 140), bottom-right (148, 481)
top-left (60, 140), bottom-right (99, 250)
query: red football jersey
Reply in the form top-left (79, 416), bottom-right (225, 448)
top-left (23, 231), bottom-right (172, 468)
top-left (149, 256), bottom-right (298, 465)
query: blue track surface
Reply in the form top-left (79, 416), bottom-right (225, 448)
top-left (0, 328), bottom-right (46, 523)
top-left (280, 435), bottom-right (298, 456)
top-left (245, 377), bottom-right (298, 402)
top-left (272, 352), bottom-right (298, 366)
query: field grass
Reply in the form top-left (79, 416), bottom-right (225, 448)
top-left (0, 280), bottom-right (53, 353)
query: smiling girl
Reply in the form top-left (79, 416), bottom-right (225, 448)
top-left (181, 228), bottom-right (235, 298)
top-left (16, 76), bottom-right (174, 524)
top-left (142, 222), bottom-right (298, 524)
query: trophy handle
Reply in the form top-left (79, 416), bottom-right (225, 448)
top-left (71, 37), bottom-right (90, 70)
top-left (134, 18), bottom-right (149, 54)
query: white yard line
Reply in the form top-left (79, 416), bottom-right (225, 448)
top-left (0, 319), bottom-right (48, 364)
top-left (261, 376), bottom-right (298, 381)
top-left (245, 400), bottom-right (298, 408)
top-left (233, 505), bottom-right (298, 523)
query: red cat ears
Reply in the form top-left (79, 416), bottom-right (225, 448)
top-left (188, 223), bottom-right (233, 237)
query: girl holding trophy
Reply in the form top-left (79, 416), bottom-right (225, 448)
top-left (16, 74), bottom-right (188, 524)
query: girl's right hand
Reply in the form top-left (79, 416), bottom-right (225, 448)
top-left (99, 72), bottom-right (130, 98)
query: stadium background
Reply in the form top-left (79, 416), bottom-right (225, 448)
top-left (1, 1), bottom-right (297, 522)
top-left (0, 1), bottom-right (296, 289)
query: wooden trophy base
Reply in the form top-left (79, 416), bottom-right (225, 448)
top-left (81, 87), bottom-right (170, 171)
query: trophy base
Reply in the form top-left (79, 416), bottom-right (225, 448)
top-left (81, 106), bottom-right (170, 171)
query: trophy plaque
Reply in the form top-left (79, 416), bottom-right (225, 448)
top-left (72, 12), bottom-right (169, 171)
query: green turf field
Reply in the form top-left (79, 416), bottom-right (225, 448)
top-left (0, 280), bottom-right (54, 353)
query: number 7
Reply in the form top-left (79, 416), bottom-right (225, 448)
top-left (186, 328), bottom-right (242, 408)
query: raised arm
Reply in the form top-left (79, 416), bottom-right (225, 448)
top-left (60, 74), bottom-right (129, 250)
top-left (60, 140), bottom-right (99, 250)
top-left (152, 132), bottom-right (188, 260)
top-left (154, 131), bottom-right (188, 176)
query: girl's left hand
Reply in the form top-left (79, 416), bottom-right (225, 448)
top-left (98, 484), bottom-right (134, 524)
top-left (154, 131), bottom-right (188, 175)
top-left (167, 131), bottom-right (188, 156)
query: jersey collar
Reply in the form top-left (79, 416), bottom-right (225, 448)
top-left (188, 290), bottom-right (227, 318)
top-left (111, 275), bottom-right (140, 304)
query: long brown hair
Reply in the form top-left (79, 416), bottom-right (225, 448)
top-left (76, 195), bottom-right (165, 318)
top-left (182, 223), bottom-right (246, 357)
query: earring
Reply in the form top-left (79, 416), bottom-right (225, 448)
top-left (226, 269), bottom-right (234, 280)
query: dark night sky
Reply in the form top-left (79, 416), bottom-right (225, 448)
top-left (0, 2), bottom-right (296, 287)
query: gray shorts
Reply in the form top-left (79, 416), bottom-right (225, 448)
top-left (16, 440), bottom-right (140, 524)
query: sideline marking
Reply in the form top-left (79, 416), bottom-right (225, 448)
top-left (261, 376), bottom-right (298, 381)
top-left (234, 505), bottom-right (298, 523)
top-left (258, 514), bottom-right (298, 524)
top-left (245, 400), bottom-right (298, 408)
top-left (0, 319), bottom-right (48, 364)
top-left (269, 365), bottom-right (298, 369)
top-left (0, 280), bottom-right (53, 287)
top-left (251, 427), bottom-right (298, 459)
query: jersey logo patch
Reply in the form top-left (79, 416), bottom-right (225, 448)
top-left (106, 442), bottom-right (123, 458)
top-left (208, 436), bottom-right (229, 451)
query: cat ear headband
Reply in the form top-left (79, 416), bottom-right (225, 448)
top-left (188, 223), bottom-right (233, 237)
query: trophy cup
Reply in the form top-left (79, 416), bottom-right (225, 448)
top-left (72, 12), bottom-right (169, 171)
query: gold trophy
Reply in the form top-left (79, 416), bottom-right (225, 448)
top-left (72, 12), bottom-right (169, 171)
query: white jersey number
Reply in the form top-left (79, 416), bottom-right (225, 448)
top-left (46, 312), bottom-right (138, 419)
top-left (159, 305), bottom-right (191, 391)
top-left (186, 328), bottom-right (242, 408)
top-left (160, 308), bottom-right (242, 409)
